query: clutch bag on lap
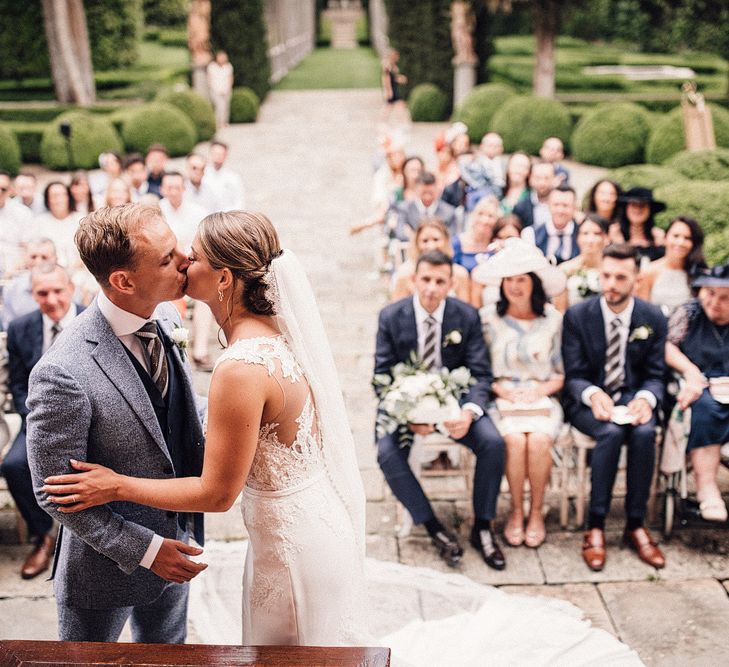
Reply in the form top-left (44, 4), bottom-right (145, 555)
top-left (709, 377), bottom-right (729, 404)
top-left (495, 397), bottom-right (552, 418)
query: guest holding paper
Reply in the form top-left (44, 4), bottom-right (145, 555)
top-left (479, 239), bottom-right (566, 548)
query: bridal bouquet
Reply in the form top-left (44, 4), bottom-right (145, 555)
top-left (567, 268), bottom-right (601, 299)
top-left (374, 355), bottom-right (475, 443)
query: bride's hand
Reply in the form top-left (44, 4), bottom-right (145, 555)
top-left (41, 460), bottom-right (124, 512)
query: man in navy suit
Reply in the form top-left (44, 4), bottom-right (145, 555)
top-left (2, 263), bottom-right (81, 578)
top-left (530, 185), bottom-right (579, 265)
top-left (394, 172), bottom-right (457, 241)
top-left (562, 244), bottom-right (667, 572)
top-left (374, 250), bottom-right (506, 569)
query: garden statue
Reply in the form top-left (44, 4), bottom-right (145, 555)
top-left (681, 81), bottom-right (716, 151)
top-left (189, 0), bottom-right (212, 98)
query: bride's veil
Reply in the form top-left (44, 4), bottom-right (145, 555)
top-left (265, 250), bottom-right (366, 557)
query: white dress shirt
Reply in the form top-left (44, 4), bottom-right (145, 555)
top-left (41, 304), bottom-right (77, 353)
top-left (158, 198), bottom-right (207, 254)
top-left (581, 297), bottom-right (657, 408)
top-left (203, 165), bottom-right (245, 211)
top-left (97, 290), bottom-right (166, 567)
top-left (544, 219), bottom-right (575, 262)
top-left (184, 180), bottom-right (219, 215)
top-left (412, 296), bottom-right (484, 420)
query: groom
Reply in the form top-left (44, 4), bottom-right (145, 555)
top-left (26, 204), bottom-right (206, 642)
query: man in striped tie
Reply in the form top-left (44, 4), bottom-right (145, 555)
top-left (374, 250), bottom-right (506, 570)
top-left (562, 244), bottom-right (668, 572)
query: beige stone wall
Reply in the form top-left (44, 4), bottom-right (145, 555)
top-left (265, 0), bottom-right (316, 83)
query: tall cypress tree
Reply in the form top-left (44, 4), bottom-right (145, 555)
top-left (210, 0), bottom-right (271, 101)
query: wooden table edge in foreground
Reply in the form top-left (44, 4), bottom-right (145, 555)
top-left (0, 640), bottom-right (391, 667)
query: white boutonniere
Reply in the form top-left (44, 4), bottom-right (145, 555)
top-left (170, 325), bottom-right (190, 358)
top-left (628, 325), bottom-right (653, 343)
top-left (443, 329), bottom-right (462, 347)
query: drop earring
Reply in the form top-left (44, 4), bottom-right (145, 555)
top-left (218, 289), bottom-right (224, 302)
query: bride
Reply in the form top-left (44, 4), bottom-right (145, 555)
top-left (42, 210), bottom-right (367, 646)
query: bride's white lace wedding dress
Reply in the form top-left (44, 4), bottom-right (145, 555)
top-left (214, 335), bottom-right (365, 646)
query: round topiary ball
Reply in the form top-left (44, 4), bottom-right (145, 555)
top-left (654, 180), bottom-right (729, 233)
top-left (646, 104), bottom-right (729, 164)
top-left (571, 103), bottom-right (651, 168)
top-left (0, 124), bottom-right (22, 175)
top-left (664, 148), bottom-right (729, 181)
top-left (408, 83), bottom-right (448, 122)
top-left (121, 103), bottom-right (197, 156)
top-left (230, 87), bottom-right (260, 123)
top-left (608, 164), bottom-right (687, 192)
top-left (40, 111), bottom-right (123, 170)
top-left (491, 95), bottom-right (572, 155)
top-left (156, 89), bottom-right (216, 141)
top-left (452, 83), bottom-right (516, 143)
top-left (704, 226), bottom-right (729, 265)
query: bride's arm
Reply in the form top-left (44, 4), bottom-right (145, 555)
top-left (43, 362), bottom-right (273, 513)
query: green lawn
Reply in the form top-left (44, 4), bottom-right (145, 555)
top-left (273, 47), bottom-right (380, 90)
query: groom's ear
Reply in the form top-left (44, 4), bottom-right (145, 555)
top-left (108, 269), bottom-right (135, 295)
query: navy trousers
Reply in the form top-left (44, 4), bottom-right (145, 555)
top-left (568, 401), bottom-right (657, 520)
top-left (0, 428), bottom-right (53, 541)
top-left (377, 415), bottom-right (505, 524)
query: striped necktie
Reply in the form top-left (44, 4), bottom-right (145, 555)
top-left (604, 317), bottom-right (624, 398)
top-left (422, 316), bottom-right (438, 370)
top-left (135, 321), bottom-right (169, 398)
top-left (50, 323), bottom-right (62, 346)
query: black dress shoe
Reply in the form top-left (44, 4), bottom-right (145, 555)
top-left (471, 527), bottom-right (506, 570)
top-left (431, 529), bottom-right (464, 567)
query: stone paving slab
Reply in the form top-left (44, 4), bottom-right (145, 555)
top-left (499, 583), bottom-right (616, 636)
top-left (598, 578), bottom-right (729, 666)
top-left (0, 546), bottom-right (54, 599)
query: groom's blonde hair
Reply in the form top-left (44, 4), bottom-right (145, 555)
top-left (75, 203), bottom-right (161, 287)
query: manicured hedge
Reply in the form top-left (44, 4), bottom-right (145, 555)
top-left (664, 148), bottom-right (729, 181)
top-left (408, 84), bottom-right (448, 122)
top-left (452, 83), bottom-right (516, 143)
top-left (646, 104), bottom-right (729, 164)
top-left (571, 102), bottom-right (651, 168)
top-left (8, 122), bottom-right (45, 163)
top-left (654, 180), bottom-right (729, 233)
top-left (143, 0), bottom-right (188, 27)
top-left (0, 124), bottom-right (21, 175)
top-left (608, 164), bottom-right (687, 192)
top-left (40, 111), bottom-right (123, 170)
top-left (230, 87), bottom-right (260, 123)
top-left (491, 95), bottom-right (572, 155)
top-left (121, 102), bottom-right (196, 156)
top-left (704, 227), bottom-right (729, 265)
top-left (156, 89), bottom-right (216, 141)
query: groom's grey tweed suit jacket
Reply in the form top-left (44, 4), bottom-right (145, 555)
top-left (26, 300), bottom-right (205, 610)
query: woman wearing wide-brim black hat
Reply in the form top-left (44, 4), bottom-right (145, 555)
top-left (610, 186), bottom-right (667, 263)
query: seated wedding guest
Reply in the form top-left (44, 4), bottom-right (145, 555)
top-left (500, 152), bottom-right (531, 214)
top-left (477, 133), bottom-right (505, 190)
top-left (123, 153), bottom-right (149, 201)
top-left (35, 181), bottom-right (83, 269)
top-left (395, 171), bottom-right (456, 241)
top-left (203, 141), bottom-right (245, 211)
top-left (513, 160), bottom-right (555, 230)
top-left (2, 262), bottom-right (81, 579)
top-left (0, 170), bottom-right (32, 277)
top-left (539, 136), bottom-right (570, 186)
top-left (13, 172), bottom-right (46, 215)
top-left (375, 250), bottom-right (506, 570)
top-left (613, 187), bottom-right (666, 262)
top-left (69, 171), bottom-right (94, 215)
top-left (434, 133), bottom-right (459, 189)
top-left (145, 143), bottom-right (169, 197)
top-left (391, 218), bottom-right (470, 302)
top-left (470, 216), bottom-right (524, 309)
top-left (479, 239), bottom-right (566, 548)
top-left (665, 264), bottom-right (729, 521)
top-left (104, 177), bottom-right (132, 207)
top-left (452, 195), bottom-right (499, 273)
top-left (158, 172), bottom-right (206, 254)
top-left (585, 179), bottom-right (622, 226)
top-left (636, 216), bottom-right (705, 316)
top-left (563, 243), bottom-right (667, 572)
top-left (401, 156), bottom-right (425, 202)
top-left (89, 151), bottom-right (122, 207)
top-left (445, 121), bottom-right (470, 158)
top-left (1, 238), bottom-right (56, 330)
top-left (530, 185), bottom-right (579, 265)
top-left (185, 153), bottom-right (219, 213)
top-left (554, 214), bottom-right (609, 312)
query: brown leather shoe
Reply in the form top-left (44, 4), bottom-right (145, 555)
top-left (582, 528), bottom-right (606, 571)
top-left (21, 534), bottom-right (56, 580)
top-left (623, 527), bottom-right (665, 569)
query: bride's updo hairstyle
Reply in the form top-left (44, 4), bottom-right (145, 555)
top-left (198, 211), bottom-right (282, 315)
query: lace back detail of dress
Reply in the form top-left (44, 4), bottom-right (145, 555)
top-left (214, 336), bottom-right (325, 492)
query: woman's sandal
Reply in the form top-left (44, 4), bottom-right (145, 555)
top-left (503, 520), bottom-right (525, 547)
top-left (699, 497), bottom-right (728, 522)
top-left (524, 522), bottom-right (546, 549)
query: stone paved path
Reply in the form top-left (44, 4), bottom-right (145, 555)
top-left (2, 90), bottom-right (729, 664)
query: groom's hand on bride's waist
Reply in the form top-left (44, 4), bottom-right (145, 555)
top-left (151, 539), bottom-right (207, 583)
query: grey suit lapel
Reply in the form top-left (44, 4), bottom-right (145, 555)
top-left (86, 303), bottom-right (168, 455)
